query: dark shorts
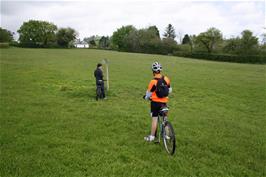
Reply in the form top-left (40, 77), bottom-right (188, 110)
top-left (151, 101), bottom-right (166, 117)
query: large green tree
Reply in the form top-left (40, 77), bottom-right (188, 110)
top-left (138, 26), bottom-right (161, 53)
top-left (123, 30), bottom-right (140, 52)
top-left (147, 26), bottom-right (160, 38)
top-left (161, 38), bottom-right (177, 54)
top-left (223, 30), bottom-right (259, 55)
top-left (17, 20), bottom-right (57, 47)
top-left (111, 25), bottom-right (136, 50)
top-left (163, 24), bottom-right (176, 39)
top-left (196, 27), bottom-right (223, 53)
top-left (260, 33), bottom-right (266, 55)
top-left (262, 33), bottom-right (266, 45)
top-left (0, 27), bottom-right (14, 42)
top-left (122, 26), bottom-right (161, 53)
top-left (238, 30), bottom-right (259, 55)
top-left (223, 37), bottom-right (241, 54)
top-left (56, 27), bottom-right (78, 48)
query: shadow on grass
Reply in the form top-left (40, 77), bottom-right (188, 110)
top-left (59, 85), bottom-right (96, 101)
top-left (60, 87), bottom-right (118, 102)
top-left (58, 81), bottom-right (120, 102)
top-left (69, 89), bottom-right (94, 99)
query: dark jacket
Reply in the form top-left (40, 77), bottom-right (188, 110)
top-left (94, 68), bottom-right (103, 84)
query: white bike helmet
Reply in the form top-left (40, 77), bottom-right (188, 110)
top-left (151, 62), bottom-right (162, 72)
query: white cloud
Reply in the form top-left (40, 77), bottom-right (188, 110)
top-left (1, 1), bottom-right (265, 41)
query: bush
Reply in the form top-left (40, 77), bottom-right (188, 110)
top-left (177, 44), bottom-right (191, 53)
top-left (9, 41), bottom-right (19, 47)
top-left (173, 51), bottom-right (266, 64)
top-left (46, 42), bottom-right (60, 48)
top-left (0, 43), bottom-right (9, 48)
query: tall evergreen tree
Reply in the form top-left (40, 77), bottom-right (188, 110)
top-left (163, 24), bottom-right (176, 39)
top-left (99, 36), bottom-right (110, 49)
top-left (182, 34), bottom-right (191, 44)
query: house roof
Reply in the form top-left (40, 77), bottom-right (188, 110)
top-left (74, 41), bottom-right (88, 45)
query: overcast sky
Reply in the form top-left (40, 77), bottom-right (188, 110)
top-left (1, 0), bottom-right (265, 41)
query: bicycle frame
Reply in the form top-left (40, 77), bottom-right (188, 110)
top-left (150, 106), bottom-right (175, 155)
top-left (156, 112), bottom-right (168, 143)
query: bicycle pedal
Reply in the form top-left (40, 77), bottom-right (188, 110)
top-left (165, 136), bottom-right (171, 140)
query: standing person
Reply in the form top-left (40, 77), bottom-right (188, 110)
top-left (94, 63), bottom-right (106, 99)
top-left (143, 62), bottom-right (172, 142)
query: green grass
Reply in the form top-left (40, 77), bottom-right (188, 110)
top-left (1, 48), bottom-right (266, 177)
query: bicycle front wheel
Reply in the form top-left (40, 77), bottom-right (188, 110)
top-left (163, 121), bottom-right (176, 155)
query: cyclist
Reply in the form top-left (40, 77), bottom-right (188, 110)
top-left (143, 62), bottom-right (172, 142)
top-left (94, 63), bottom-right (106, 99)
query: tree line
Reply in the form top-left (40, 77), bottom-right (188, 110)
top-left (1, 20), bottom-right (77, 48)
top-left (110, 25), bottom-right (265, 56)
top-left (0, 19), bottom-right (265, 63)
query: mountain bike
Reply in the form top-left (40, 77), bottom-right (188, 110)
top-left (155, 106), bottom-right (176, 155)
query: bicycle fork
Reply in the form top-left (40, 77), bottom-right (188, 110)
top-left (157, 116), bottom-right (168, 143)
top-left (157, 116), bottom-right (164, 143)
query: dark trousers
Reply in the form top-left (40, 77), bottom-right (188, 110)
top-left (96, 81), bottom-right (105, 98)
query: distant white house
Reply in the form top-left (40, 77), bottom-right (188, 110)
top-left (75, 41), bottom-right (89, 48)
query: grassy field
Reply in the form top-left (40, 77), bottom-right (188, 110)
top-left (1, 48), bottom-right (266, 177)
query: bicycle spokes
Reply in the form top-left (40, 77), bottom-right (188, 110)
top-left (163, 122), bottom-right (176, 155)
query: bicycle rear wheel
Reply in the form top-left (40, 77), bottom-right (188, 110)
top-left (163, 121), bottom-right (176, 155)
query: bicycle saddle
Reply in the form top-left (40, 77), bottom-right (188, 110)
top-left (160, 106), bottom-right (169, 114)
